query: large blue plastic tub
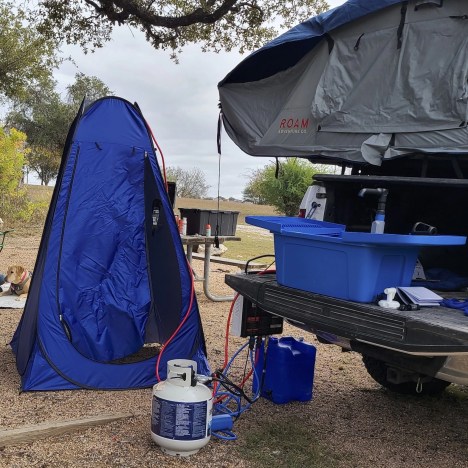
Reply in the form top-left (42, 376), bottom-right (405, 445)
top-left (246, 216), bottom-right (466, 302)
top-left (254, 336), bottom-right (316, 404)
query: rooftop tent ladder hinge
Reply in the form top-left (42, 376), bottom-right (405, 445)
top-left (397, 1), bottom-right (409, 50)
top-left (415, 0), bottom-right (443, 10)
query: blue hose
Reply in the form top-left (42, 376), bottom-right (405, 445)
top-left (212, 340), bottom-right (263, 440)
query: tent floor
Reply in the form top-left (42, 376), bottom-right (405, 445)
top-left (108, 343), bottom-right (161, 364)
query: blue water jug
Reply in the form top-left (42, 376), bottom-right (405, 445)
top-left (254, 336), bottom-right (316, 404)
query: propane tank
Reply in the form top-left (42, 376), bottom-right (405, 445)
top-left (151, 359), bottom-right (213, 457)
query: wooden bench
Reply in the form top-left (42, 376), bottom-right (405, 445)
top-left (191, 253), bottom-right (269, 270)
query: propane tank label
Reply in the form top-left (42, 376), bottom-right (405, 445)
top-left (152, 396), bottom-right (207, 440)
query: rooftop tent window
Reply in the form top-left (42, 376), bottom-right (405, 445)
top-left (312, 12), bottom-right (468, 134)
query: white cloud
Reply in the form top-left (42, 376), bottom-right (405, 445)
top-left (53, 0), bottom-right (346, 198)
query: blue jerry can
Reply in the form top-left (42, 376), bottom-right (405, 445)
top-left (255, 336), bottom-right (317, 404)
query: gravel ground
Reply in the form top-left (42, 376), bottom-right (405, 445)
top-left (236, 225), bottom-right (272, 237)
top-left (1, 235), bottom-right (468, 467)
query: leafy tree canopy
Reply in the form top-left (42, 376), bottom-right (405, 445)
top-left (0, 127), bottom-right (35, 224)
top-left (67, 72), bottom-right (114, 105)
top-left (243, 158), bottom-right (327, 216)
top-left (0, 2), bottom-right (59, 102)
top-left (0, 127), bottom-right (28, 193)
top-left (166, 166), bottom-right (210, 199)
top-left (7, 73), bottom-right (113, 185)
top-left (32, 0), bottom-right (329, 58)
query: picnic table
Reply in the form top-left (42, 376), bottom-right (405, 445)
top-left (180, 235), bottom-right (268, 302)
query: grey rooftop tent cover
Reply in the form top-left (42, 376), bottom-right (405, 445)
top-left (218, 0), bottom-right (468, 165)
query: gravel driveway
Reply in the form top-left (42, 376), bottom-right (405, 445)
top-left (237, 224), bottom-right (273, 237)
top-left (1, 235), bottom-right (467, 467)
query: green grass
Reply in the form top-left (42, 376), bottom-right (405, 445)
top-left (224, 233), bottom-right (274, 262)
top-left (25, 184), bottom-right (53, 203)
top-left (236, 418), bottom-right (343, 468)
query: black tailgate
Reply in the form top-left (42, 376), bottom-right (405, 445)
top-left (225, 273), bottom-right (468, 354)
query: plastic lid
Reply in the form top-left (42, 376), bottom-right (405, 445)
top-left (246, 216), bottom-right (345, 234)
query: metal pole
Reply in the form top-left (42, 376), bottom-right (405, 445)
top-left (202, 240), bottom-right (234, 302)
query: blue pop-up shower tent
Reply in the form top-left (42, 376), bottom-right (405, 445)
top-left (11, 97), bottom-right (209, 391)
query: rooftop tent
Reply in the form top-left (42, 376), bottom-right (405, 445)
top-left (11, 97), bottom-right (209, 391)
top-left (218, 0), bottom-right (468, 165)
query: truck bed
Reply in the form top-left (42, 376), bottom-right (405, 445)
top-left (225, 273), bottom-right (468, 355)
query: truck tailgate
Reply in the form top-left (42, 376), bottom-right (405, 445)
top-left (225, 273), bottom-right (468, 355)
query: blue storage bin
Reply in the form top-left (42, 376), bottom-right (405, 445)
top-left (275, 230), bottom-right (466, 302)
top-left (254, 336), bottom-right (316, 404)
top-left (275, 233), bottom-right (419, 302)
top-left (247, 216), bottom-right (467, 302)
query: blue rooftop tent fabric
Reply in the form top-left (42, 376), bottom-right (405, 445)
top-left (11, 97), bottom-right (210, 391)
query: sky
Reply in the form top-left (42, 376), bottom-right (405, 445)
top-left (52, 0), bottom-right (345, 199)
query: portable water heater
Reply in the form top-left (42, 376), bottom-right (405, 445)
top-left (151, 359), bottom-right (213, 456)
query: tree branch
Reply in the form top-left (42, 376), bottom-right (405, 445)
top-left (82, 0), bottom-right (242, 28)
top-left (36, 0), bottom-right (327, 56)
